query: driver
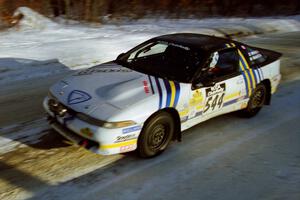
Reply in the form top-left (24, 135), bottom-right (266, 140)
top-left (208, 51), bottom-right (220, 73)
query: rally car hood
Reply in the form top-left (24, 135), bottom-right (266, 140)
top-left (50, 62), bottom-right (151, 119)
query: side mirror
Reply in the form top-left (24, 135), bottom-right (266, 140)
top-left (203, 80), bottom-right (216, 87)
top-left (192, 80), bottom-right (215, 90)
top-left (192, 82), bottom-right (204, 90)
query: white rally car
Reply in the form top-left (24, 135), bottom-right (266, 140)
top-left (44, 33), bottom-right (281, 157)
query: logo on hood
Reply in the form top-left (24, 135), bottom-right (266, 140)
top-left (67, 90), bottom-right (92, 105)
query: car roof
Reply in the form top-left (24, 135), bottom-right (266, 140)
top-left (153, 33), bottom-right (234, 51)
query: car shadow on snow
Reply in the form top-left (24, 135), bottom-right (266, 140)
top-left (31, 128), bottom-right (72, 149)
top-left (0, 57), bottom-right (75, 151)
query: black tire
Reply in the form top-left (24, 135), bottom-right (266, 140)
top-left (137, 111), bottom-right (174, 158)
top-left (239, 83), bottom-right (267, 118)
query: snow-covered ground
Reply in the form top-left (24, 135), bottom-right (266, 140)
top-left (0, 7), bottom-right (300, 86)
top-left (0, 7), bottom-right (300, 200)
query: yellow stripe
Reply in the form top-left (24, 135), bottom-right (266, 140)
top-left (169, 81), bottom-right (176, 107)
top-left (224, 92), bottom-right (240, 102)
top-left (238, 50), bottom-right (249, 69)
top-left (238, 49), bottom-right (256, 91)
top-left (249, 69), bottom-right (256, 89)
top-left (239, 60), bottom-right (252, 96)
top-left (100, 139), bottom-right (137, 149)
top-left (230, 43), bottom-right (236, 47)
top-left (225, 44), bottom-right (231, 48)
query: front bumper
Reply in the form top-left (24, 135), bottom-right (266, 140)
top-left (43, 96), bottom-right (141, 155)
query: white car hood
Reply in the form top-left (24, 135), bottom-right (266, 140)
top-left (50, 62), bottom-right (152, 120)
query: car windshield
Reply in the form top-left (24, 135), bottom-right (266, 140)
top-left (117, 40), bottom-right (204, 83)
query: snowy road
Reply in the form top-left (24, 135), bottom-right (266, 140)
top-left (0, 31), bottom-right (300, 200)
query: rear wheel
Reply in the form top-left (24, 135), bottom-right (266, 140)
top-left (138, 111), bottom-right (174, 158)
top-left (239, 83), bottom-right (267, 117)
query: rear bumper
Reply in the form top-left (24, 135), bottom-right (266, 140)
top-left (271, 73), bottom-right (281, 94)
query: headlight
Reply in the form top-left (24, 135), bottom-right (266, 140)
top-left (76, 113), bottom-right (136, 128)
top-left (102, 121), bottom-right (137, 129)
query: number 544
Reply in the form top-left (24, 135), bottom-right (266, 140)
top-left (203, 93), bottom-right (225, 113)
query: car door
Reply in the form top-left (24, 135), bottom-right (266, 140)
top-left (200, 47), bottom-right (246, 118)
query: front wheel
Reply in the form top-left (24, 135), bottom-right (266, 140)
top-left (239, 83), bottom-right (267, 118)
top-left (137, 111), bottom-right (174, 158)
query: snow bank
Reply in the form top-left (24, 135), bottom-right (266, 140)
top-left (0, 7), bottom-right (300, 85)
top-left (13, 7), bottom-right (58, 30)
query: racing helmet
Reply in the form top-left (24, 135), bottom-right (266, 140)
top-left (209, 52), bottom-right (219, 68)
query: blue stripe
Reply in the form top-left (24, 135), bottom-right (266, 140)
top-left (224, 96), bottom-right (248, 107)
top-left (195, 111), bottom-right (203, 117)
top-left (148, 75), bottom-right (155, 94)
top-left (260, 67), bottom-right (264, 80)
top-left (163, 80), bottom-right (172, 107)
top-left (240, 58), bottom-right (254, 92)
top-left (242, 72), bottom-right (249, 97)
top-left (155, 78), bottom-right (163, 109)
top-left (174, 82), bottom-right (180, 107)
top-left (223, 99), bottom-right (239, 107)
top-left (247, 70), bottom-right (253, 92)
top-left (252, 68), bottom-right (258, 85)
top-left (255, 69), bottom-right (261, 82)
top-left (239, 64), bottom-right (244, 71)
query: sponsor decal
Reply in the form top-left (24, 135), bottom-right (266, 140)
top-left (207, 84), bottom-right (225, 97)
top-left (189, 89), bottom-right (204, 110)
top-left (158, 40), bottom-right (190, 50)
top-left (67, 90), bottom-right (92, 105)
top-left (179, 90), bottom-right (204, 121)
top-left (120, 144), bottom-right (135, 153)
top-left (143, 80), bottom-right (150, 94)
top-left (74, 68), bottom-right (132, 76)
top-left (203, 83), bottom-right (226, 114)
top-left (179, 107), bottom-right (189, 117)
top-left (115, 134), bottom-right (137, 143)
top-left (122, 126), bottom-right (142, 134)
top-left (248, 50), bottom-right (260, 56)
top-left (80, 128), bottom-right (93, 138)
top-left (100, 139), bottom-right (137, 150)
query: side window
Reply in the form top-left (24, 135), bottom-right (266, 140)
top-left (208, 48), bottom-right (239, 78)
top-left (128, 42), bottom-right (168, 61)
top-left (246, 47), bottom-right (267, 65)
